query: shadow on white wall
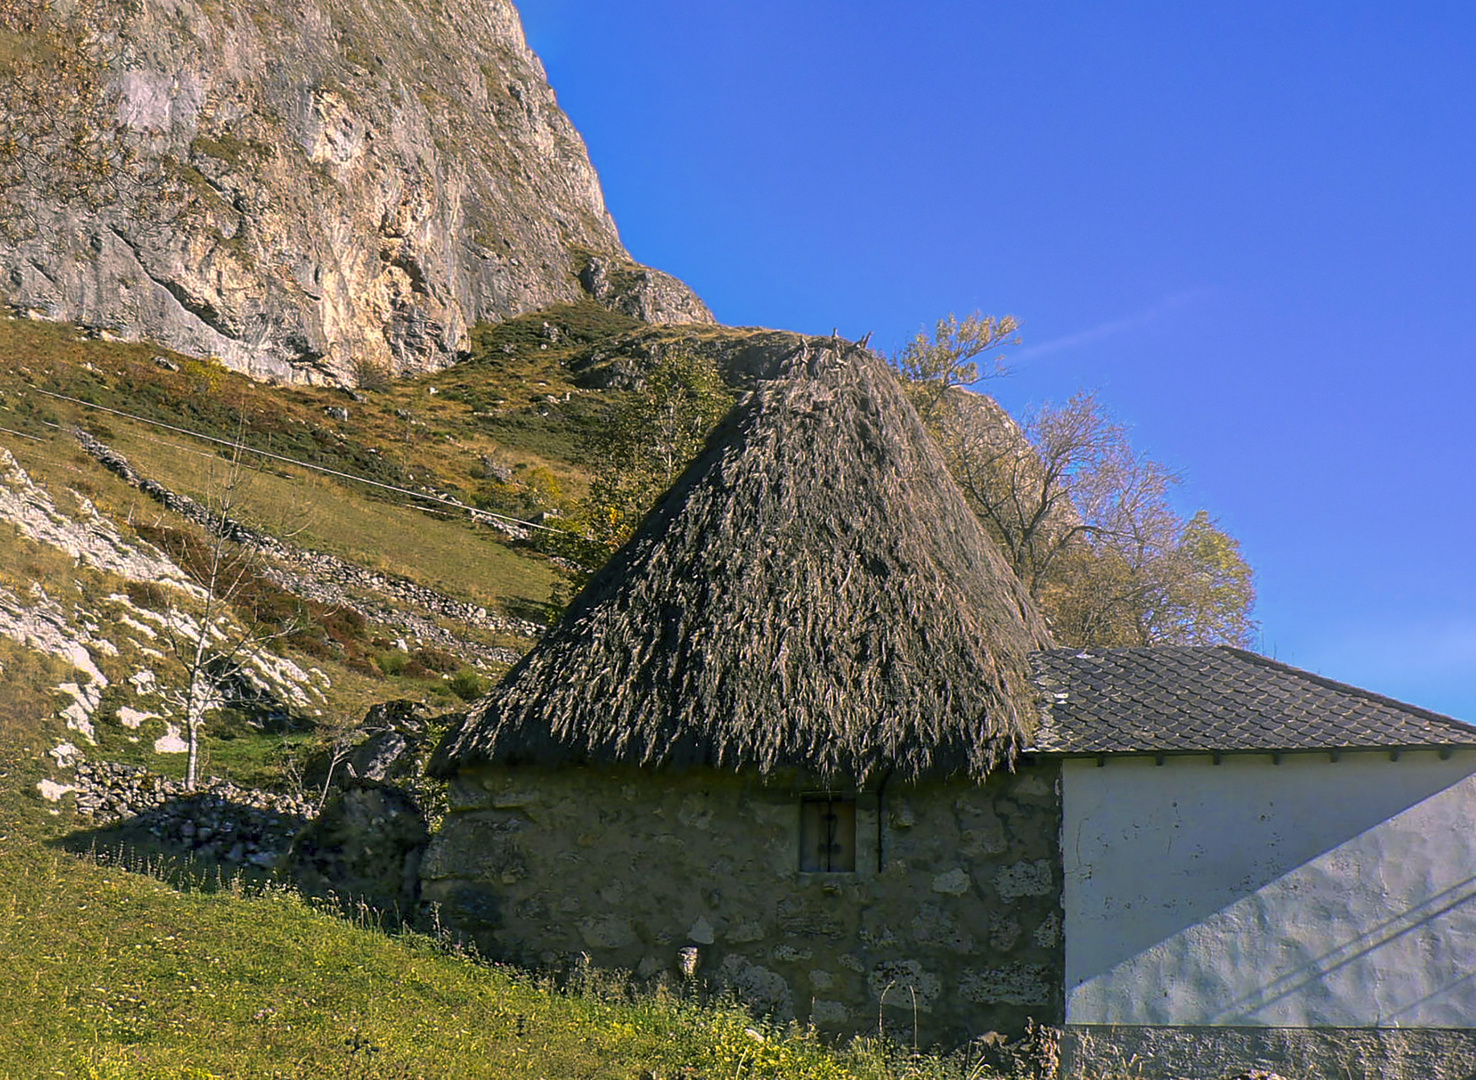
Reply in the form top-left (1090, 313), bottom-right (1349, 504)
top-left (1064, 751), bottom-right (1476, 1027)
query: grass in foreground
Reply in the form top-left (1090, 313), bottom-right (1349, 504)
top-left (0, 737), bottom-right (991, 1080)
top-left (0, 832), bottom-right (996, 1080)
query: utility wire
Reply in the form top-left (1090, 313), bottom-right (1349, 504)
top-left (12, 420), bottom-right (516, 560)
top-left (26, 387), bottom-right (560, 533)
top-left (18, 418), bottom-right (499, 527)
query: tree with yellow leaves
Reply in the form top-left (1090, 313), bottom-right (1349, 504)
top-left (899, 323), bottom-right (1256, 648)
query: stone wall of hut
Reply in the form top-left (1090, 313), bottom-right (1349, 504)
top-left (420, 761), bottom-right (1064, 1046)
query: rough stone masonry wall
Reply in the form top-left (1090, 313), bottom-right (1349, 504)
top-left (1060, 1025), bottom-right (1476, 1080)
top-left (68, 760), bottom-right (314, 868)
top-left (421, 761), bottom-right (1064, 1047)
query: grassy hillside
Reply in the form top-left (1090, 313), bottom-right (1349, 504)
top-left (0, 313), bottom-right (1090, 1079)
top-left (0, 547), bottom-right (987, 1080)
top-left (0, 307), bottom-right (743, 786)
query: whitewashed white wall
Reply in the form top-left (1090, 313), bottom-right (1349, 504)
top-left (1062, 750), bottom-right (1476, 1027)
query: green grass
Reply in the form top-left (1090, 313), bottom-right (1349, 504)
top-left (0, 796), bottom-right (990, 1080)
top-left (0, 315), bottom-right (1073, 1080)
top-left (74, 402), bottom-right (557, 622)
top-left (0, 842), bottom-right (871, 1078)
top-left (0, 317), bottom-right (574, 620)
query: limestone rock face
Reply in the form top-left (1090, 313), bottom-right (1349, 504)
top-left (2, 0), bottom-right (711, 385)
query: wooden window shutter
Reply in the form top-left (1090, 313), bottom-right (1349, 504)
top-left (800, 796), bottom-right (857, 872)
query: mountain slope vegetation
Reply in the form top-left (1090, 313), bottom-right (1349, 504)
top-left (0, 310), bottom-right (1004, 1078)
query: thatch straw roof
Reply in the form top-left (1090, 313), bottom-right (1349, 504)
top-left (431, 337), bottom-right (1053, 783)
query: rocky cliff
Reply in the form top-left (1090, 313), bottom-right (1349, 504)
top-left (0, 0), bottom-right (711, 385)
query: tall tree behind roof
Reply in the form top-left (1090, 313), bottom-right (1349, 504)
top-left (929, 387), bottom-right (1257, 648)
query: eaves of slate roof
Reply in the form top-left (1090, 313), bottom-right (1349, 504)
top-left (1029, 646), bottom-right (1476, 755)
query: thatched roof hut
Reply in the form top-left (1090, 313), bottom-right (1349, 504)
top-left (431, 337), bottom-right (1052, 783)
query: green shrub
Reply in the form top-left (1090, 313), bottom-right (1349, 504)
top-left (448, 667), bottom-right (485, 701)
top-left (123, 579), bottom-right (169, 610)
top-left (410, 647), bottom-right (460, 675)
top-left (375, 649), bottom-right (410, 677)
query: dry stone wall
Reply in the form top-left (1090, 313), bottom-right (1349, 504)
top-left (70, 759), bottom-right (313, 868)
top-left (75, 428), bottom-right (538, 662)
top-left (422, 761), bottom-right (1064, 1046)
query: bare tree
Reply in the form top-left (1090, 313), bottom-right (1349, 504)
top-left (928, 388), bottom-right (1256, 648)
top-left (152, 439), bottom-right (308, 789)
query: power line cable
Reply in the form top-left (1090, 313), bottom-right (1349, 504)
top-left (10, 418), bottom-right (513, 530)
top-left (26, 387), bottom-right (560, 533)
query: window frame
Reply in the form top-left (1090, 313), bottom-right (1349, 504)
top-left (799, 793), bottom-right (857, 873)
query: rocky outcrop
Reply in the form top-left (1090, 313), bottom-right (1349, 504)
top-left (288, 699), bottom-right (439, 916)
top-left (567, 326), bottom-right (812, 391)
top-left (0, 445), bottom-right (198, 594)
top-left (2, 0), bottom-right (711, 385)
top-left (314, 699), bottom-right (435, 789)
top-left (288, 782), bottom-right (430, 917)
top-left (74, 428), bottom-right (539, 660)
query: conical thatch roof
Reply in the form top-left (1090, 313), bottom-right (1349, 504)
top-left (431, 337), bottom-right (1053, 783)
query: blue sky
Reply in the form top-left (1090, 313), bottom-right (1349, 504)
top-left (518, 1), bottom-right (1476, 720)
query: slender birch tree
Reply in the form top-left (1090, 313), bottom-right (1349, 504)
top-left (153, 439), bottom-right (306, 788)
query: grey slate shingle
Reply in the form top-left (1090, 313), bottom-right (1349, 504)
top-left (1029, 646), bottom-right (1476, 755)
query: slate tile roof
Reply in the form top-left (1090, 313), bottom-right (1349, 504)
top-left (1029, 646), bottom-right (1476, 755)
